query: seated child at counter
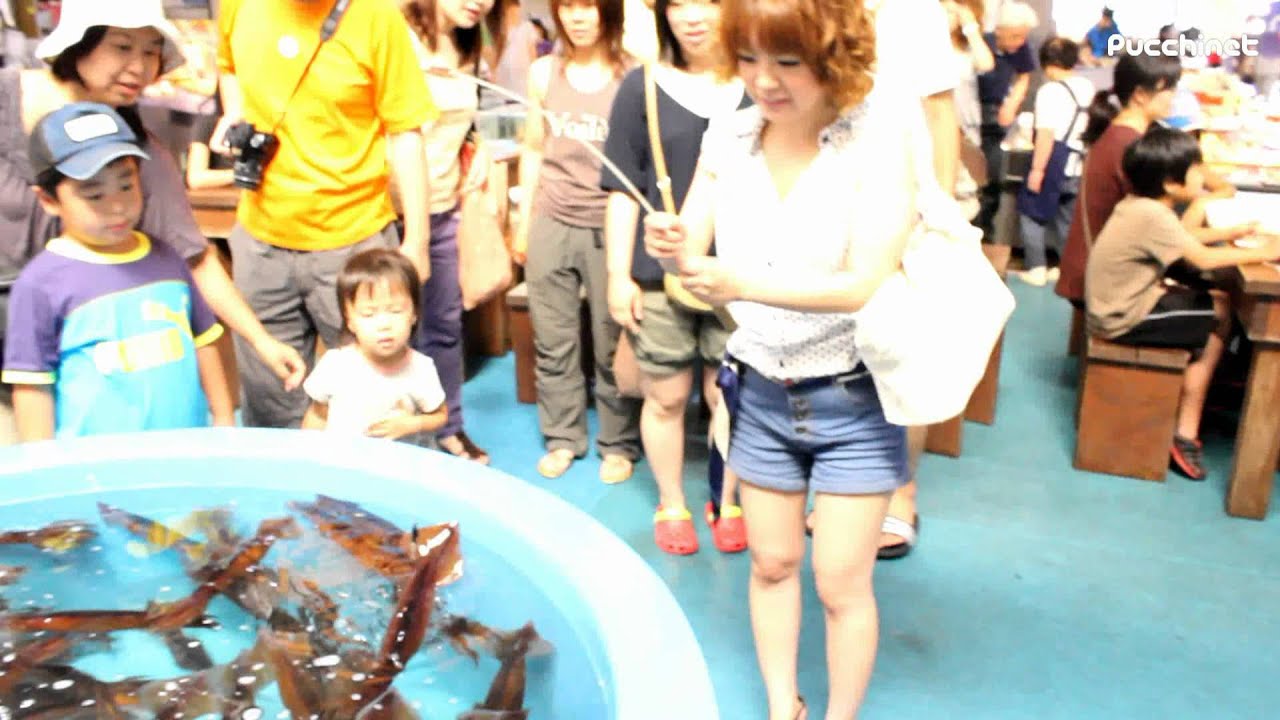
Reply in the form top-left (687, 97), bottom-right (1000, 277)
top-left (1085, 126), bottom-right (1280, 480)
top-left (302, 248), bottom-right (447, 444)
top-left (3, 103), bottom-right (233, 440)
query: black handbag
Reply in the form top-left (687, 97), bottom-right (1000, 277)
top-left (1017, 80), bottom-right (1085, 224)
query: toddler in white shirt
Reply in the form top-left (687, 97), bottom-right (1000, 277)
top-left (302, 249), bottom-right (447, 445)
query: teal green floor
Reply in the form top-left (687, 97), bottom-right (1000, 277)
top-left (459, 282), bottom-right (1280, 719)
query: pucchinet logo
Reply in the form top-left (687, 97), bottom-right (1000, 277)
top-left (1108, 35), bottom-right (1260, 58)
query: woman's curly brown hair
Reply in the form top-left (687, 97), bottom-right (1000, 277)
top-left (719, 0), bottom-right (876, 110)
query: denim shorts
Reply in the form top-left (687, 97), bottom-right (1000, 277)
top-left (727, 364), bottom-right (908, 495)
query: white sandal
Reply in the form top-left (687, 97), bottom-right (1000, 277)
top-left (877, 514), bottom-right (918, 560)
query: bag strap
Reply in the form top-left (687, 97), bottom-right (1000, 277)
top-left (1080, 167), bottom-right (1096, 247)
top-left (1056, 79), bottom-right (1085, 145)
top-left (1032, 80), bottom-right (1084, 150)
top-left (268, 0), bottom-right (351, 135)
top-left (644, 64), bottom-right (677, 213)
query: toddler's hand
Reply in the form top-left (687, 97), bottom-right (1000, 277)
top-left (366, 414), bottom-right (421, 441)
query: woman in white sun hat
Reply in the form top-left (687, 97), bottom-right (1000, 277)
top-left (0, 0), bottom-right (306, 443)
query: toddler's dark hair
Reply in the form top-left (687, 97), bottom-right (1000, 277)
top-left (1121, 126), bottom-right (1203, 199)
top-left (336, 248), bottom-right (422, 327)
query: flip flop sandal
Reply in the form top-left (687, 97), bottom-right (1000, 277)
top-left (536, 449), bottom-right (575, 479)
top-left (454, 431), bottom-right (490, 465)
top-left (599, 455), bottom-right (634, 485)
top-left (441, 432), bottom-right (490, 465)
top-left (877, 514), bottom-right (919, 560)
top-left (705, 502), bottom-right (747, 553)
top-left (654, 505), bottom-right (699, 555)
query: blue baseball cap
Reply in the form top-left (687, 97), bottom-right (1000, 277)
top-left (28, 103), bottom-right (150, 181)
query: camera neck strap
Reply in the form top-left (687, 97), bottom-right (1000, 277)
top-left (268, 0), bottom-right (352, 135)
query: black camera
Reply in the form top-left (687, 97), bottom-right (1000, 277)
top-left (225, 122), bottom-right (279, 191)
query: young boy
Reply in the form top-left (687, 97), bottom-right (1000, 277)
top-left (2, 103), bottom-right (234, 441)
top-left (1085, 126), bottom-right (1280, 479)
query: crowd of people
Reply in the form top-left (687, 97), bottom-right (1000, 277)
top-left (0, 0), bottom-right (1276, 717)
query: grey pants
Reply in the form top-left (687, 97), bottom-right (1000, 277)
top-left (526, 214), bottom-right (640, 459)
top-left (228, 223), bottom-right (400, 428)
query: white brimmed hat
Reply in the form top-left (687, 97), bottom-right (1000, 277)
top-left (36, 0), bottom-right (186, 76)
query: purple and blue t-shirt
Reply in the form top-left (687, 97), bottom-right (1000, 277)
top-left (2, 233), bottom-right (223, 437)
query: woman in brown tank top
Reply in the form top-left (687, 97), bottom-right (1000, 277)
top-left (516, 0), bottom-right (641, 482)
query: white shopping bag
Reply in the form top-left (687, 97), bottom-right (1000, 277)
top-left (854, 217), bottom-right (1015, 426)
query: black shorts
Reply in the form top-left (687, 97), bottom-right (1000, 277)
top-left (1111, 286), bottom-right (1216, 354)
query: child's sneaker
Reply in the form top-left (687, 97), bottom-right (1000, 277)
top-left (1171, 435), bottom-right (1206, 480)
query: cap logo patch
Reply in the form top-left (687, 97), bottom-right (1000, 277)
top-left (64, 114), bottom-right (121, 143)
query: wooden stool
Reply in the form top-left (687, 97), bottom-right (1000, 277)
top-left (1074, 337), bottom-right (1191, 481)
top-left (505, 282), bottom-right (593, 404)
top-left (925, 416), bottom-right (964, 457)
top-left (928, 243), bottom-right (1013, 454)
top-left (964, 243), bottom-right (1012, 425)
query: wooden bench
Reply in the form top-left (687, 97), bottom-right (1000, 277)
top-left (1074, 337), bottom-right (1191, 481)
top-left (506, 282), bottom-right (593, 404)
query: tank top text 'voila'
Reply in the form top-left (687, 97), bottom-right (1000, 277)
top-left (534, 58), bottom-right (623, 228)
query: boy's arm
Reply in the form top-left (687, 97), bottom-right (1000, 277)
top-left (1179, 233), bottom-right (1280, 271)
top-left (196, 344), bottom-right (235, 427)
top-left (1181, 197), bottom-right (1259, 245)
top-left (11, 385), bottom-right (54, 442)
top-left (189, 253), bottom-right (305, 391)
top-left (4, 277), bottom-right (60, 442)
top-left (301, 401), bottom-right (329, 430)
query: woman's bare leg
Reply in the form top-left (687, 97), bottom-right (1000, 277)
top-left (740, 481), bottom-right (808, 720)
top-left (640, 368), bottom-right (695, 510)
top-left (811, 490), bottom-right (893, 719)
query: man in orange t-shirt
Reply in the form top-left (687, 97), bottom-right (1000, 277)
top-left (212, 0), bottom-right (436, 428)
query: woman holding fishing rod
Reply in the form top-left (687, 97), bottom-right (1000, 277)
top-left (514, 0), bottom-right (641, 483)
top-left (600, 0), bottom-right (750, 555)
top-left (645, 0), bottom-right (917, 714)
top-left (400, 0), bottom-right (507, 464)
